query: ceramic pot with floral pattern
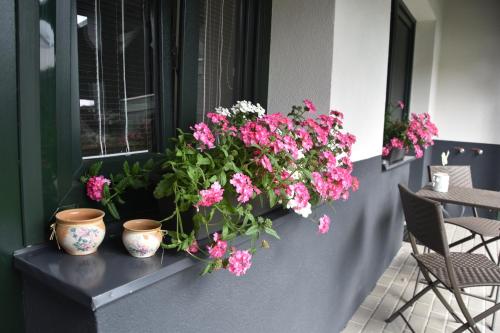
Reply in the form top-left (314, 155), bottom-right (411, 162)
top-left (54, 208), bottom-right (106, 255)
top-left (122, 219), bottom-right (163, 258)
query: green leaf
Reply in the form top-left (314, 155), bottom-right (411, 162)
top-left (107, 202), bottom-right (120, 220)
top-left (222, 224), bottom-right (229, 239)
top-left (264, 227), bottom-right (280, 239)
top-left (153, 175), bottom-right (175, 198)
top-left (219, 171), bottom-right (227, 186)
top-left (88, 161), bottom-right (103, 176)
top-left (245, 225), bottom-right (259, 236)
top-left (123, 161), bottom-right (130, 176)
top-left (268, 189), bottom-right (277, 208)
top-left (201, 263), bottom-right (212, 276)
top-left (196, 154), bottom-right (211, 166)
top-left (132, 162), bottom-right (141, 174)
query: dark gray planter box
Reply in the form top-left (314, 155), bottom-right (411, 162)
top-left (14, 156), bottom-right (409, 333)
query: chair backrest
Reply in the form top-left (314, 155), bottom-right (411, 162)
top-left (398, 184), bottom-right (449, 256)
top-left (428, 165), bottom-right (473, 188)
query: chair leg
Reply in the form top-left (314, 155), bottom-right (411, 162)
top-left (386, 283), bottom-right (436, 323)
top-left (480, 235), bottom-right (496, 262)
top-left (453, 302), bottom-right (500, 333)
top-left (412, 269), bottom-right (421, 297)
top-left (452, 289), bottom-right (481, 333)
top-left (490, 285), bottom-right (500, 331)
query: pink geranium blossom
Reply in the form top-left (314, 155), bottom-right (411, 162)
top-left (230, 173), bottom-right (257, 203)
top-left (207, 233), bottom-right (227, 259)
top-left (86, 176), bottom-right (111, 201)
top-left (303, 99), bottom-right (317, 113)
top-left (318, 215), bottom-right (331, 234)
top-left (195, 182), bottom-right (224, 209)
top-left (258, 155), bottom-right (273, 172)
top-left (227, 249), bottom-right (252, 276)
top-left (187, 240), bottom-right (199, 253)
top-left (192, 123), bottom-right (215, 150)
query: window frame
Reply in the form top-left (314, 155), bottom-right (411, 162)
top-left (26, 0), bottom-right (272, 243)
top-left (385, 0), bottom-right (416, 122)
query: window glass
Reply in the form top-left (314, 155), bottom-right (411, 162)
top-left (77, 0), bottom-right (156, 159)
top-left (196, 0), bottom-right (240, 122)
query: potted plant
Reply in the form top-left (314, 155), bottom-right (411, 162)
top-left (382, 101), bottom-right (438, 163)
top-left (81, 100), bottom-right (359, 276)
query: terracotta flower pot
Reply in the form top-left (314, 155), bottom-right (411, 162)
top-left (122, 219), bottom-right (163, 258)
top-left (54, 208), bottom-right (106, 255)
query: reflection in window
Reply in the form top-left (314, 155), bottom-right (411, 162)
top-left (77, 0), bottom-right (156, 158)
top-left (197, 0), bottom-right (240, 122)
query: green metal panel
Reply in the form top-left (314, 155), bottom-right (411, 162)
top-left (0, 1), bottom-right (25, 332)
top-left (176, 0), bottom-right (201, 131)
top-left (18, 0), bottom-right (46, 245)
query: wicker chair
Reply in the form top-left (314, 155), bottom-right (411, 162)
top-left (428, 165), bottom-right (500, 262)
top-left (386, 185), bottom-right (500, 332)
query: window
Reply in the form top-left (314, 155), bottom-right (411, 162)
top-left (37, 0), bottom-right (271, 224)
top-left (385, 0), bottom-right (415, 121)
top-left (77, 0), bottom-right (158, 158)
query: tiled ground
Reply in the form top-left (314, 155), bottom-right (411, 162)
top-left (342, 224), bottom-right (499, 333)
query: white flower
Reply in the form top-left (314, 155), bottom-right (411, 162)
top-left (215, 107), bottom-right (231, 117)
top-left (293, 202), bottom-right (312, 218)
top-left (295, 149), bottom-right (305, 160)
top-left (231, 101), bottom-right (266, 118)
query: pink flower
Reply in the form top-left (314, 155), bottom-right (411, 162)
top-left (296, 128), bottom-right (313, 151)
top-left (227, 249), bottom-right (252, 276)
top-left (86, 176), bottom-right (111, 201)
top-left (382, 146), bottom-right (391, 157)
top-left (414, 144), bottom-right (424, 158)
top-left (195, 182), bottom-right (224, 209)
top-left (230, 173), bottom-right (256, 203)
top-left (187, 240), bottom-right (199, 253)
top-left (318, 215), bottom-right (331, 234)
top-left (397, 100), bottom-right (405, 109)
top-left (304, 99), bottom-right (316, 113)
top-left (207, 233), bottom-right (227, 259)
top-left (390, 137), bottom-right (404, 149)
top-left (258, 155), bottom-right (273, 172)
top-left (192, 123), bottom-right (215, 150)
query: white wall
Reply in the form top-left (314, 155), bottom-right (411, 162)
top-left (267, 0), bottom-right (335, 115)
top-left (433, 0), bottom-right (500, 144)
top-left (330, 0), bottom-right (392, 161)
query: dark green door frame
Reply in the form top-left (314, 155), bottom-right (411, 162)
top-left (0, 1), bottom-right (26, 332)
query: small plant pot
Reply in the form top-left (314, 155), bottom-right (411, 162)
top-left (55, 208), bottom-right (106, 255)
top-left (122, 219), bottom-right (163, 258)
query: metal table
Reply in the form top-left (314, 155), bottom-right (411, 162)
top-left (417, 185), bottom-right (500, 250)
top-left (417, 185), bottom-right (500, 211)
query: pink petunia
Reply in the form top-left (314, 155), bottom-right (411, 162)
top-left (207, 233), bottom-right (227, 259)
top-left (230, 173), bottom-right (256, 203)
top-left (187, 239), bottom-right (199, 253)
top-left (195, 182), bottom-right (224, 209)
top-left (318, 215), bottom-right (331, 234)
top-left (86, 176), bottom-right (111, 201)
top-left (259, 155), bottom-right (273, 172)
top-left (227, 249), bottom-right (252, 276)
top-left (303, 99), bottom-right (317, 113)
top-left (192, 123), bottom-right (215, 150)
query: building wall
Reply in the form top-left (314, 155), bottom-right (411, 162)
top-left (330, 0), bottom-right (392, 162)
top-left (433, 0), bottom-right (500, 144)
top-left (267, 0), bottom-right (335, 116)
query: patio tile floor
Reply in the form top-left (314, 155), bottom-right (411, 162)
top-left (342, 224), bottom-right (499, 333)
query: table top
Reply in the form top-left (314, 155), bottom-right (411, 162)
top-left (417, 185), bottom-right (500, 210)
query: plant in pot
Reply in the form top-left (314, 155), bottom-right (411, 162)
top-left (82, 100), bottom-right (359, 276)
top-left (382, 101), bottom-right (438, 163)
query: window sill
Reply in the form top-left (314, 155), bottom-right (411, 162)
top-left (13, 209), bottom-right (287, 311)
top-left (382, 155), bottom-right (416, 171)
